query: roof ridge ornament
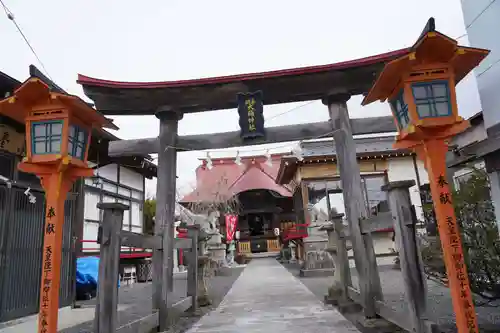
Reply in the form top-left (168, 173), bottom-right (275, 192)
top-left (205, 152), bottom-right (213, 170)
top-left (235, 151), bottom-right (243, 166)
top-left (416, 17), bottom-right (435, 43)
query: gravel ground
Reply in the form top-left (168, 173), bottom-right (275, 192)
top-left (59, 266), bottom-right (245, 333)
top-left (282, 259), bottom-right (500, 333)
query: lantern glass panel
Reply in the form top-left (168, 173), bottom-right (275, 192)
top-left (390, 89), bottom-right (410, 130)
top-left (411, 81), bottom-right (452, 118)
top-left (31, 120), bottom-right (63, 154)
top-left (68, 125), bottom-right (87, 160)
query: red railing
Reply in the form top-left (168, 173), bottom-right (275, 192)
top-left (283, 224), bottom-right (309, 241)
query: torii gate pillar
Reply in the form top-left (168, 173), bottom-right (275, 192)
top-left (153, 107), bottom-right (183, 330)
top-left (324, 93), bottom-right (383, 318)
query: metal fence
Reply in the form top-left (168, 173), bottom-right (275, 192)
top-left (0, 183), bottom-right (76, 322)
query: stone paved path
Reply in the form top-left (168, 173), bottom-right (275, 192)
top-left (186, 258), bottom-right (360, 333)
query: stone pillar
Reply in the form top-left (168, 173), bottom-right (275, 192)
top-left (227, 240), bottom-right (236, 266)
top-left (196, 235), bottom-right (211, 307)
top-left (324, 94), bottom-right (382, 318)
top-left (173, 221), bottom-right (182, 272)
top-left (289, 242), bottom-right (297, 263)
top-left (321, 213), bottom-right (352, 306)
top-left (173, 248), bottom-right (179, 273)
top-left (152, 108), bottom-right (182, 330)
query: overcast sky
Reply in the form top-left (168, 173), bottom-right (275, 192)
top-left (1, 0), bottom-right (481, 197)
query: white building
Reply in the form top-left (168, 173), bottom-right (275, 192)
top-left (297, 136), bottom-right (428, 219)
top-left (456, 1), bottom-right (500, 229)
top-left (80, 153), bottom-right (157, 284)
top-left (447, 112), bottom-right (487, 188)
top-left (82, 163), bottom-right (150, 256)
top-left (77, 128), bottom-right (157, 271)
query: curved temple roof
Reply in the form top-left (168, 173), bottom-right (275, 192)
top-left (180, 155), bottom-right (292, 204)
top-left (77, 48), bottom-right (410, 115)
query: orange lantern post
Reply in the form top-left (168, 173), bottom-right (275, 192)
top-left (362, 18), bottom-right (490, 333)
top-left (0, 78), bottom-right (117, 333)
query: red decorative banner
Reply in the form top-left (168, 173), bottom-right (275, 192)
top-left (225, 215), bottom-right (238, 242)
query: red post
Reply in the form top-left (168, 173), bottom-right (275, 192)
top-left (421, 140), bottom-right (478, 333)
top-left (177, 228), bottom-right (187, 266)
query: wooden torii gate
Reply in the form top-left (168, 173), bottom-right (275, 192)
top-left (77, 49), bottom-right (406, 326)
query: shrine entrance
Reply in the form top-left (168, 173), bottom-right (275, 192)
top-left (77, 51), bottom-right (400, 282)
top-left (235, 188), bottom-right (291, 254)
top-left (77, 50), bottom-right (401, 329)
top-left (75, 19), bottom-right (487, 332)
top-left (247, 213), bottom-right (266, 237)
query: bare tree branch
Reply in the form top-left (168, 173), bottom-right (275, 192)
top-left (186, 172), bottom-right (240, 215)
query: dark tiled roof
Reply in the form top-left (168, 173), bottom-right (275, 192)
top-left (300, 135), bottom-right (406, 158)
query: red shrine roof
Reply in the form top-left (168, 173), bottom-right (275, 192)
top-left (77, 48), bottom-right (410, 115)
top-left (180, 154), bottom-right (292, 204)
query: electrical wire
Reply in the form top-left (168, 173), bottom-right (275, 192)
top-left (265, 101), bottom-right (317, 123)
top-left (465, 0), bottom-right (496, 31)
top-left (1, 0), bottom-right (54, 82)
top-left (477, 57), bottom-right (500, 78)
top-left (455, 0), bottom-right (497, 40)
top-left (3, 0), bottom-right (494, 159)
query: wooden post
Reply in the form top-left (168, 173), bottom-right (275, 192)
top-left (299, 182), bottom-right (310, 264)
top-left (382, 180), bottom-right (429, 333)
top-left (153, 109), bottom-right (183, 331)
top-left (94, 203), bottom-right (129, 333)
top-left (321, 213), bottom-right (352, 305)
top-left (187, 225), bottom-right (199, 312)
top-left (421, 140), bottom-right (479, 333)
top-left (325, 94), bottom-right (382, 318)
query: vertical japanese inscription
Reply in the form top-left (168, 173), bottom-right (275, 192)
top-left (237, 91), bottom-right (265, 140)
top-left (436, 175), bottom-right (477, 333)
top-left (245, 97), bottom-right (257, 132)
top-left (40, 206), bottom-right (56, 333)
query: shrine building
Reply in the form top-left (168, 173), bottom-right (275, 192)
top-left (180, 135), bottom-right (429, 260)
top-left (180, 154), bottom-right (293, 255)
